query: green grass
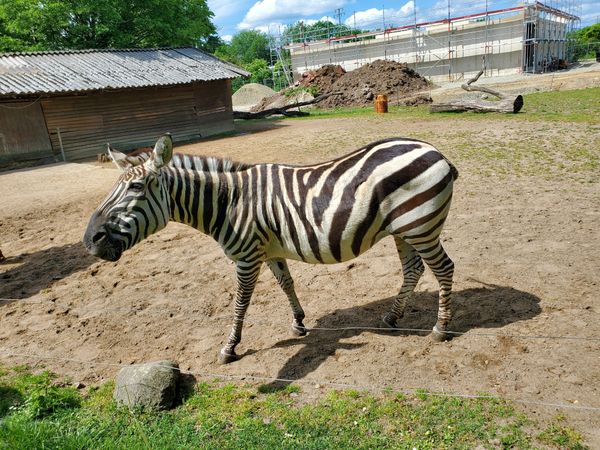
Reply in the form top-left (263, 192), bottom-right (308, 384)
top-left (291, 87), bottom-right (600, 123)
top-left (0, 365), bottom-right (589, 449)
top-left (522, 88), bottom-right (600, 123)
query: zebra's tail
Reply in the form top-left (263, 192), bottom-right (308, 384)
top-left (448, 160), bottom-right (459, 181)
top-left (439, 152), bottom-right (459, 181)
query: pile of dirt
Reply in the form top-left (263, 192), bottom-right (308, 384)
top-left (250, 60), bottom-right (432, 112)
top-left (319, 59), bottom-right (432, 108)
top-left (298, 64), bottom-right (347, 94)
top-left (232, 83), bottom-right (276, 111)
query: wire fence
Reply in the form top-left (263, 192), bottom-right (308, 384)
top-left (2, 294), bottom-right (600, 344)
top-left (2, 291), bottom-right (600, 414)
top-left (2, 349), bottom-right (599, 413)
top-left (2, 296), bottom-right (600, 342)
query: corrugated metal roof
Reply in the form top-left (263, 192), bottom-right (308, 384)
top-left (0, 47), bottom-right (250, 97)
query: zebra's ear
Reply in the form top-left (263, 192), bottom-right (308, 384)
top-left (147, 133), bottom-right (173, 172)
top-left (107, 144), bottom-right (132, 172)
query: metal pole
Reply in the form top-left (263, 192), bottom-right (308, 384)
top-left (56, 127), bottom-right (66, 162)
top-left (413, 0), bottom-right (418, 70)
top-left (383, 5), bottom-right (387, 60)
top-left (447, 0), bottom-right (452, 80)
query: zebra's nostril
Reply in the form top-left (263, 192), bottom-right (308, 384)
top-left (92, 231), bottom-right (107, 244)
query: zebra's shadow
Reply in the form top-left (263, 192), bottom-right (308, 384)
top-left (259, 284), bottom-right (541, 392)
top-left (0, 242), bottom-right (96, 302)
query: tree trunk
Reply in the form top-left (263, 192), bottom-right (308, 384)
top-left (430, 60), bottom-right (524, 114)
top-left (233, 92), bottom-right (341, 120)
top-left (429, 95), bottom-right (523, 113)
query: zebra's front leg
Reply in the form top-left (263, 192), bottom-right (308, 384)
top-left (267, 258), bottom-right (307, 337)
top-left (218, 261), bottom-right (262, 364)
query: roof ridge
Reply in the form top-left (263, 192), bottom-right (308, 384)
top-left (0, 47), bottom-right (201, 58)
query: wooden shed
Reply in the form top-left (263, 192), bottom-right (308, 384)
top-left (0, 48), bottom-right (249, 164)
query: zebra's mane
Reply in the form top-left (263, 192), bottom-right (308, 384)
top-left (171, 153), bottom-right (252, 173)
top-left (126, 148), bottom-right (252, 173)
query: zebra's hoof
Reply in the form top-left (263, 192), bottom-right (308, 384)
top-left (431, 325), bottom-right (451, 342)
top-left (218, 349), bottom-right (238, 364)
top-left (382, 313), bottom-right (397, 329)
top-left (291, 323), bottom-right (307, 337)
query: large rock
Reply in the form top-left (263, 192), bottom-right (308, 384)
top-left (114, 360), bottom-right (180, 410)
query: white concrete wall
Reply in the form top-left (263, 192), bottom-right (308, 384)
top-left (289, 15), bottom-right (525, 81)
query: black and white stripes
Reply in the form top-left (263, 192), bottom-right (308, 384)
top-left (84, 134), bottom-right (458, 363)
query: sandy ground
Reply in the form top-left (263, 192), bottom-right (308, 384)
top-left (1, 86), bottom-right (600, 443)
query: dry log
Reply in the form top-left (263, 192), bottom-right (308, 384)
top-left (430, 59), bottom-right (523, 114)
top-left (233, 91), bottom-right (341, 119)
top-left (429, 96), bottom-right (523, 113)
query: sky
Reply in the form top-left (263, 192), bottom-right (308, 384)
top-left (208, 0), bottom-right (599, 41)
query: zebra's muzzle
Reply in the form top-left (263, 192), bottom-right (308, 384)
top-left (83, 218), bottom-right (124, 262)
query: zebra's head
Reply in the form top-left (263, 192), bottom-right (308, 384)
top-left (83, 134), bottom-right (173, 261)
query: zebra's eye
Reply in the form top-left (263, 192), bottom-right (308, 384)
top-left (129, 182), bottom-right (145, 192)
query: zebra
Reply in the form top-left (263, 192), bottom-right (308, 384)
top-left (84, 134), bottom-right (458, 364)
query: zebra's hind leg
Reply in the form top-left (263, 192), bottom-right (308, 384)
top-left (409, 237), bottom-right (455, 342)
top-left (219, 261), bottom-right (262, 364)
top-left (267, 258), bottom-right (307, 337)
top-left (383, 236), bottom-right (425, 328)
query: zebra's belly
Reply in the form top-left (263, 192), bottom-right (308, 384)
top-left (265, 227), bottom-right (390, 265)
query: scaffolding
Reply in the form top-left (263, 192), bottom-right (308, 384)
top-left (522, 0), bottom-right (580, 73)
top-left (268, 0), bottom-right (580, 87)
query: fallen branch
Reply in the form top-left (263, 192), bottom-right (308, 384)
top-left (233, 92), bottom-right (342, 119)
top-left (429, 96), bottom-right (523, 113)
top-left (430, 58), bottom-right (523, 114)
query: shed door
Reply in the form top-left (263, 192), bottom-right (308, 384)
top-left (0, 102), bottom-right (53, 161)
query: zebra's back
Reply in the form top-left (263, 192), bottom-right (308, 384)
top-left (261, 138), bottom-right (457, 264)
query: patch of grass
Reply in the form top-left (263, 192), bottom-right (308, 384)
top-left (291, 87), bottom-right (600, 123)
top-left (0, 365), bottom-right (590, 449)
top-left (539, 415), bottom-right (588, 449)
top-left (0, 365), bottom-right (81, 419)
top-left (523, 88), bottom-right (600, 122)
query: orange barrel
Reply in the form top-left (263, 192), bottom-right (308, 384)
top-left (374, 94), bottom-right (388, 113)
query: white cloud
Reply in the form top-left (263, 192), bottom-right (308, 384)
top-left (344, 2), bottom-right (415, 30)
top-left (208, 0), bottom-right (250, 21)
top-left (303, 15), bottom-right (337, 26)
top-left (221, 34), bottom-right (233, 43)
top-left (239, 0), bottom-right (347, 29)
top-left (579, 0), bottom-right (599, 25)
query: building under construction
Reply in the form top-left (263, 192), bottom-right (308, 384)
top-left (276, 0), bottom-right (580, 83)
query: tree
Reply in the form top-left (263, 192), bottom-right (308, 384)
top-left (245, 58), bottom-right (271, 84)
top-left (569, 23), bottom-right (600, 60)
top-left (216, 30), bottom-right (270, 66)
top-left (0, 0), bottom-right (218, 52)
top-left (283, 20), bottom-right (362, 44)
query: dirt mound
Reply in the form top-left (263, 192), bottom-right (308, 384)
top-left (298, 64), bottom-right (347, 94)
top-left (232, 83), bottom-right (276, 111)
top-left (319, 59), bottom-right (431, 108)
top-left (250, 60), bottom-right (431, 111)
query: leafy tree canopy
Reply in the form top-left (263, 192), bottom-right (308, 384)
top-left (283, 20), bottom-right (362, 43)
top-left (570, 23), bottom-right (600, 43)
top-left (568, 23), bottom-right (600, 60)
top-left (0, 0), bottom-right (219, 52)
top-left (215, 30), bottom-right (270, 66)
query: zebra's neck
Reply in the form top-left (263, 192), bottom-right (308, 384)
top-left (164, 163), bottom-right (237, 240)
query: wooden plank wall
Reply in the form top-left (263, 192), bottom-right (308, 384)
top-left (42, 80), bottom-right (234, 161)
top-left (0, 101), bottom-right (54, 162)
